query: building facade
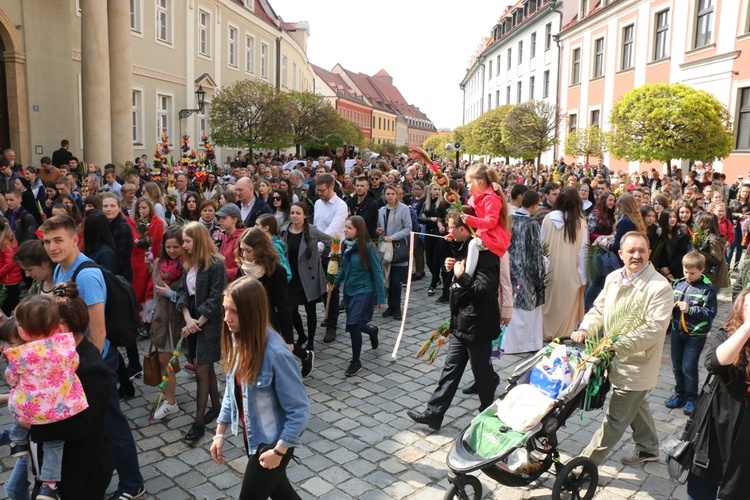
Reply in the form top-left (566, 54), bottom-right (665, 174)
top-left (312, 63), bottom-right (373, 139)
top-left (460, 0), bottom-right (563, 165)
top-left (558, 0), bottom-right (750, 178)
top-left (0, 0), bottom-right (314, 167)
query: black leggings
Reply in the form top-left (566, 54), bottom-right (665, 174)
top-left (240, 447), bottom-right (299, 500)
top-left (291, 301), bottom-right (317, 345)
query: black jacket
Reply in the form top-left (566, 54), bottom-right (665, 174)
top-left (347, 192), bottom-right (379, 240)
top-left (52, 147), bottom-right (73, 167)
top-left (30, 339), bottom-right (114, 499)
top-left (236, 198), bottom-right (273, 229)
top-left (109, 213), bottom-right (134, 281)
top-left (8, 205), bottom-right (38, 244)
top-left (448, 239), bottom-right (500, 343)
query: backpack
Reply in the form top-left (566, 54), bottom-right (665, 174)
top-left (72, 260), bottom-right (139, 347)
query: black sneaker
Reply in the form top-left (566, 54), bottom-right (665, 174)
top-left (427, 286), bottom-right (435, 296)
top-left (345, 360), bottom-right (362, 377)
top-left (301, 350), bottom-right (314, 378)
top-left (434, 295), bottom-right (449, 304)
top-left (204, 406), bottom-right (220, 424)
top-left (106, 485), bottom-right (146, 500)
top-left (382, 308), bottom-right (393, 317)
top-left (9, 442), bottom-right (29, 457)
top-left (37, 483), bottom-right (61, 500)
top-left (370, 326), bottom-right (380, 350)
top-left (127, 365), bottom-right (143, 380)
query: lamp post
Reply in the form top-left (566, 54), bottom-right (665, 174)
top-left (178, 85), bottom-right (206, 120)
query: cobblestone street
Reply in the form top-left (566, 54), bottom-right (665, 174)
top-left (0, 276), bottom-right (731, 499)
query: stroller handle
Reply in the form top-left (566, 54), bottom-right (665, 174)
top-left (552, 336), bottom-right (572, 343)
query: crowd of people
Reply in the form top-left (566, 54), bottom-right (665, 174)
top-left (0, 140), bottom-right (749, 499)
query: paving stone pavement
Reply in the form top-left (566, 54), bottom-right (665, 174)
top-left (0, 275), bottom-right (733, 499)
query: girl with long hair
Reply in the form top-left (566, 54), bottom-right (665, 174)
top-left (656, 209), bottom-right (691, 281)
top-left (278, 178), bottom-right (298, 203)
top-left (0, 217), bottom-right (22, 316)
top-left (132, 196), bottom-right (164, 331)
top-left (695, 212), bottom-right (730, 288)
top-left (174, 222), bottom-right (227, 442)
top-left (256, 179), bottom-right (272, 204)
top-left (272, 190), bottom-right (291, 230)
top-left (83, 209), bottom-right (119, 275)
top-left (684, 288), bottom-right (750, 498)
top-left (202, 171), bottom-right (223, 202)
top-left (596, 193), bottom-right (646, 259)
top-left (462, 164), bottom-right (511, 259)
top-left (676, 200), bottom-right (696, 236)
top-left (727, 184), bottom-right (750, 269)
top-left (332, 215), bottom-right (385, 377)
top-left (142, 181), bottom-right (167, 223)
top-left (541, 187), bottom-right (588, 340)
top-left (151, 226), bottom-right (187, 420)
top-left (419, 184), bottom-right (450, 298)
top-left (587, 190), bottom-right (616, 243)
top-left (377, 184), bottom-right (412, 320)
top-left (280, 202), bottom-right (331, 351)
top-left (255, 213), bottom-right (292, 282)
top-left (640, 205), bottom-right (659, 253)
top-left (180, 192), bottom-right (202, 222)
top-left (210, 277), bottom-right (310, 499)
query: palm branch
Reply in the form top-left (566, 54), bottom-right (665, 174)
top-left (585, 244), bottom-right (607, 284)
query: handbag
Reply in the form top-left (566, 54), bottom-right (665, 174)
top-left (383, 206), bottom-right (409, 265)
top-left (666, 374), bottom-right (719, 484)
top-left (143, 342), bottom-right (161, 387)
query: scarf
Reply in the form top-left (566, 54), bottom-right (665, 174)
top-left (241, 260), bottom-right (265, 279)
top-left (159, 257), bottom-right (184, 284)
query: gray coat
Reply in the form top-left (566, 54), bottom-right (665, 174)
top-left (378, 203), bottom-right (412, 267)
top-left (175, 257), bottom-right (227, 364)
top-left (280, 225), bottom-right (332, 303)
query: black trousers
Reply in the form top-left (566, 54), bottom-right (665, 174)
top-left (427, 334), bottom-right (496, 418)
top-left (239, 447), bottom-right (299, 500)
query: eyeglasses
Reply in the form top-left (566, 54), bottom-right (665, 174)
top-left (272, 196), bottom-right (281, 201)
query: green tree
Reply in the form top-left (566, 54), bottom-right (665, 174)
top-left (565, 125), bottom-right (609, 164)
top-left (422, 134), bottom-right (452, 158)
top-left (465, 105), bottom-right (514, 158)
top-left (503, 100), bottom-right (560, 168)
top-left (208, 79), bottom-right (297, 154)
top-left (288, 91), bottom-right (340, 156)
top-left (451, 124), bottom-right (476, 155)
top-left (609, 83), bottom-right (733, 165)
top-left (303, 112), bottom-right (364, 153)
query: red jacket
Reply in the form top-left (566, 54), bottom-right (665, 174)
top-left (465, 187), bottom-right (511, 258)
top-left (220, 230), bottom-right (242, 281)
top-left (718, 216), bottom-right (735, 245)
top-left (0, 240), bottom-right (22, 285)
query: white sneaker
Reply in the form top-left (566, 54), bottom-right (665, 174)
top-left (153, 401), bottom-right (179, 421)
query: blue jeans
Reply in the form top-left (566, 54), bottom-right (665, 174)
top-left (687, 472), bottom-right (718, 500)
top-left (104, 345), bottom-right (144, 494)
top-left (670, 331), bottom-right (708, 400)
top-left (387, 266), bottom-right (405, 313)
top-left (726, 226), bottom-right (743, 267)
top-left (5, 455), bottom-right (30, 500)
top-left (10, 422), bottom-right (63, 483)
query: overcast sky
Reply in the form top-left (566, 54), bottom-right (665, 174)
top-left (271, 0), bottom-right (505, 130)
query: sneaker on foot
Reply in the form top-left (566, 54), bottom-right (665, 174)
top-left (345, 360), bottom-right (362, 377)
top-left (620, 451), bottom-right (659, 466)
top-left (683, 398), bottom-right (696, 415)
top-left (434, 295), bottom-right (449, 304)
top-left (301, 350), bottom-right (314, 378)
top-left (323, 327), bottom-right (337, 343)
top-left (9, 442), bottom-right (29, 458)
top-left (106, 485), bottom-right (146, 500)
top-left (37, 483), bottom-right (60, 500)
top-left (153, 401), bottom-right (180, 421)
top-left (127, 365), bottom-right (143, 380)
top-left (665, 394), bottom-right (686, 409)
top-left (370, 326), bottom-right (380, 350)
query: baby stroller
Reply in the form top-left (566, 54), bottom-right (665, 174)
top-left (444, 337), bottom-right (606, 500)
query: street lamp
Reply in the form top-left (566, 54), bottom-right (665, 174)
top-left (179, 85), bottom-right (206, 119)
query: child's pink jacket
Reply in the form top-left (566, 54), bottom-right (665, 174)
top-left (465, 186), bottom-right (511, 258)
top-left (4, 332), bottom-right (89, 425)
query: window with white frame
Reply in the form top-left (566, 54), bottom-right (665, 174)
top-left (506, 86), bottom-right (511, 104)
top-left (531, 32), bottom-right (537, 58)
top-left (245, 35), bottom-right (255, 73)
top-left (198, 10), bottom-right (210, 57)
top-left (496, 55), bottom-right (501, 76)
top-left (543, 70), bottom-right (550, 98)
top-left (529, 76), bottom-right (535, 99)
top-left (517, 81), bottom-right (522, 102)
top-left (621, 25), bottom-right (634, 70)
top-left (496, 90), bottom-right (500, 107)
top-left (157, 94), bottom-right (171, 140)
top-left (487, 94), bottom-right (492, 110)
top-left (654, 10), bottom-right (669, 60)
top-left (132, 90), bottom-right (142, 145)
top-left (243, 0), bottom-right (254, 11)
top-left (571, 48), bottom-right (581, 85)
top-left (737, 88), bottom-right (750, 150)
top-left (694, 0), bottom-right (714, 48)
top-left (282, 56), bottom-right (288, 87)
top-left (228, 26), bottom-right (238, 67)
top-left (156, 0), bottom-right (170, 44)
top-left (507, 48), bottom-right (512, 69)
top-left (261, 43), bottom-right (268, 78)
top-left (580, 0), bottom-right (589, 19)
top-left (545, 23), bottom-right (552, 50)
top-left (569, 113), bottom-right (578, 133)
top-left (130, 0), bottom-right (141, 33)
top-left (593, 37), bottom-right (604, 78)
top-left (488, 60), bottom-right (493, 80)
top-left (293, 62), bottom-right (297, 90)
top-left (590, 109), bottom-right (600, 127)
top-left (518, 41), bottom-right (523, 65)
top-left (198, 105), bottom-right (209, 145)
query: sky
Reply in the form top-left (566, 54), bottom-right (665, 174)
top-left (271, 0), bottom-right (506, 131)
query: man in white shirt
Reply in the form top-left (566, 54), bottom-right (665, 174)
top-left (314, 173), bottom-right (348, 343)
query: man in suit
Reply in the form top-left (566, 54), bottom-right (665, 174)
top-left (52, 139), bottom-right (73, 168)
top-left (235, 177), bottom-right (272, 228)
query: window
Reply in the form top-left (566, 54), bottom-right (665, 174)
top-left (654, 10), bottom-right (669, 60)
top-left (228, 26), bottom-right (238, 67)
top-left (506, 86), bottom-right (511, 104)
top-left (293, 62), bottom-right (297, 90)
top-left (593, 38), bottom-right (604, 78)
top-left (737, 88), bottom-right (750, 150)
top-left (543, 70), bottom-right (550, 98)
top-left (198, 105), bottom-right (209, 143)
top-left (132, 90), bottom-right (142, 144)
top-left (282, 56), bottom-right (288, 87)
top-left (157, 94), bottom-right (171, 140)
top-left (156, 0), bottom-right (170, 43)
top-left (496, 55), bottom-right (501, 75)
top-left (243, 0), bottom-right (254, 11)
top-left (198, 11), bottom-right (210, 57)
top-left (517, 81), bottom-right (522, 102)
top-left (487, 93), bottom-right (492, 110)
top-left (590, 109), bottom-right (600, 127)
top-left (621, 25), bottom-right (634, 70)
top-left (529, 76), bottom-right (535, 99)
top-left (245, 35), bottom-right (255, 74)
top-left (571, 48), bottom-right (581, 84)
top-left (695, 0), bottom-right (714, 48)
top-left (507, 48), bottom-right (512, 69)
top-left (518, 41), bottom-right (523, 65)
top-left (488, 60), bottom-right (493, 80)
top-left (496, 90), bottom-right (500, 107)
top-left (130, 0), bottom-right (141, 33)
top-left (260, 43), bottom-right (268, 78)
top-left (580, 0), bottom-right (589, 19)
top-left (531, 32), bottom-right (537, 58)
top-left (545, 23), bottom-right (552, 50)
top-left (569, 113), bottom-right (578, 133)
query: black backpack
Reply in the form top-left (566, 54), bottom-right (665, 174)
top-left (72, 260), bottom-right (139, 347)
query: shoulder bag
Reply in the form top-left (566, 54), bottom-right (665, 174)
top-left (383, 206), bottom-right (409, 264)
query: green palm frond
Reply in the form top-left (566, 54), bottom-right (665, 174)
top-left (585, 244), bottom-right (607, 283)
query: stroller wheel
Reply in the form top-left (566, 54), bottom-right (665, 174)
top-left (444, 474), bottom-right (482, 500)
top-left (552, 457), bottom-right (598, 500)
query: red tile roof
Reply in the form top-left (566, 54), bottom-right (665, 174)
top-left (311, 64), bottom-right (369, 107)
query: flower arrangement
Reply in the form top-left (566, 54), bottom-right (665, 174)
top-left (135, 218), bottom-right (154, 272)
top-left (202, 130), bottom-right (215, 164)
top-left (181, 130), bottom-right (191, 155)
top-left (324, 236), bottom-right (341, 318)
top-left (154, 131), bottom-right (172, 165)
top-left (194, 170), bottom-right (207, 191)
top-left (691, 225), bottom-right (710, 252)
top-left (416, 320), bottom-right (451, 364)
